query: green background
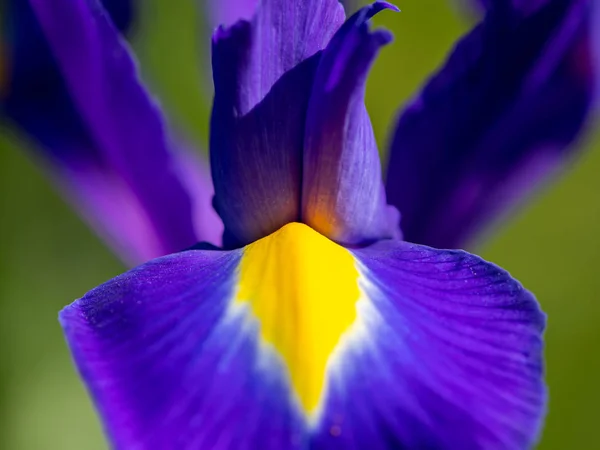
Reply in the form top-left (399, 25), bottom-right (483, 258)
top-left (1, 0), bottom-right (598, 448)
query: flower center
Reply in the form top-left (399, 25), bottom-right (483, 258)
top-left (235, 222), bottom-right (360, 417)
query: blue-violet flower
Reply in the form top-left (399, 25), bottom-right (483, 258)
top-left (1, 0), bottom-right (597, 447)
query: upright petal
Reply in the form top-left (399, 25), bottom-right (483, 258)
top-left (210, 0), bottom-right (345, 248)
top-left (302, 3), bottom-right (400, 245)
top-left (62, 223), bottom-right (545, 448)
top-left (5, 0), bottom-right (219, 264)
top-left (385, 0), bottom-right (595, 250)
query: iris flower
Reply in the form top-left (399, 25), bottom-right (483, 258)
top-left (1, 0), bottom-right (597, 448)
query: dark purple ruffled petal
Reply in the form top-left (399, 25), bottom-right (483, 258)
top-left (302, 2), bottom-right (401, 245)
top-left (62, 225), bottom-right (544, 447)
top-left (385, 0), bottom-right (595, 250)
top-left (210, 0), bottom-right (345, 248)
top-left (7, 0), bottom-right (220, 264)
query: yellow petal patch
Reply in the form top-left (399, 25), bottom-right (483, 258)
top-left (235, 222), bottom-right (360, 417)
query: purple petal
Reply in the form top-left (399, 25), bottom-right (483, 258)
top-left (302, 2), bottom-right (401, 245)
top-left (10, 0), bottom-right (220, 264)
top-left (315, 240), bottom-right (546, 448)
top-left (61, 247), bottom-right (310, 448)
top-left (385, 0), bottom-right (595, 250)
top-left (62, 223), bottom-right (544, 447)
top-left (210, 0), bottom-right (345, 248)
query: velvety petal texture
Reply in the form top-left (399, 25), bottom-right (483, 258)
top-left (62, 249), bottom-right (265, 448)
top-left (302, 2), bottom-right (400, 245)
top-left (385, 0), bottom-right (595, 250)
top-left (210, 0), bottom-right (345, 248)
top-left (61, 223), bottom-right (545, 448)
top-left (346, 240), bottom-right (545, 448)
top-left (4, 0), bottom-right (220, 264)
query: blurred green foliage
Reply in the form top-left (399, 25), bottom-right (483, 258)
top-left (0, 0), bottom-right (598, 448)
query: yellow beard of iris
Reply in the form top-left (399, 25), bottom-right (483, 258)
top-left (235, 222), bottom-right (361, 417)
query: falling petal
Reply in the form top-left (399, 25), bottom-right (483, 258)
top-left (62, 223), bottom-right (545, 448)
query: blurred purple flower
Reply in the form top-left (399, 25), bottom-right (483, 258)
top-left (386, 0), bottom-right (597, 249)
top-left (1, 0), bottom-right (222, 265)
top-left (3, 0), bottom-right (598, 447)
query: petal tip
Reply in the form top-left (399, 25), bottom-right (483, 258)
top-left (59, 300), bottom-right (80, 327)
top-left (374, 1), bottom-right (401, 13)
